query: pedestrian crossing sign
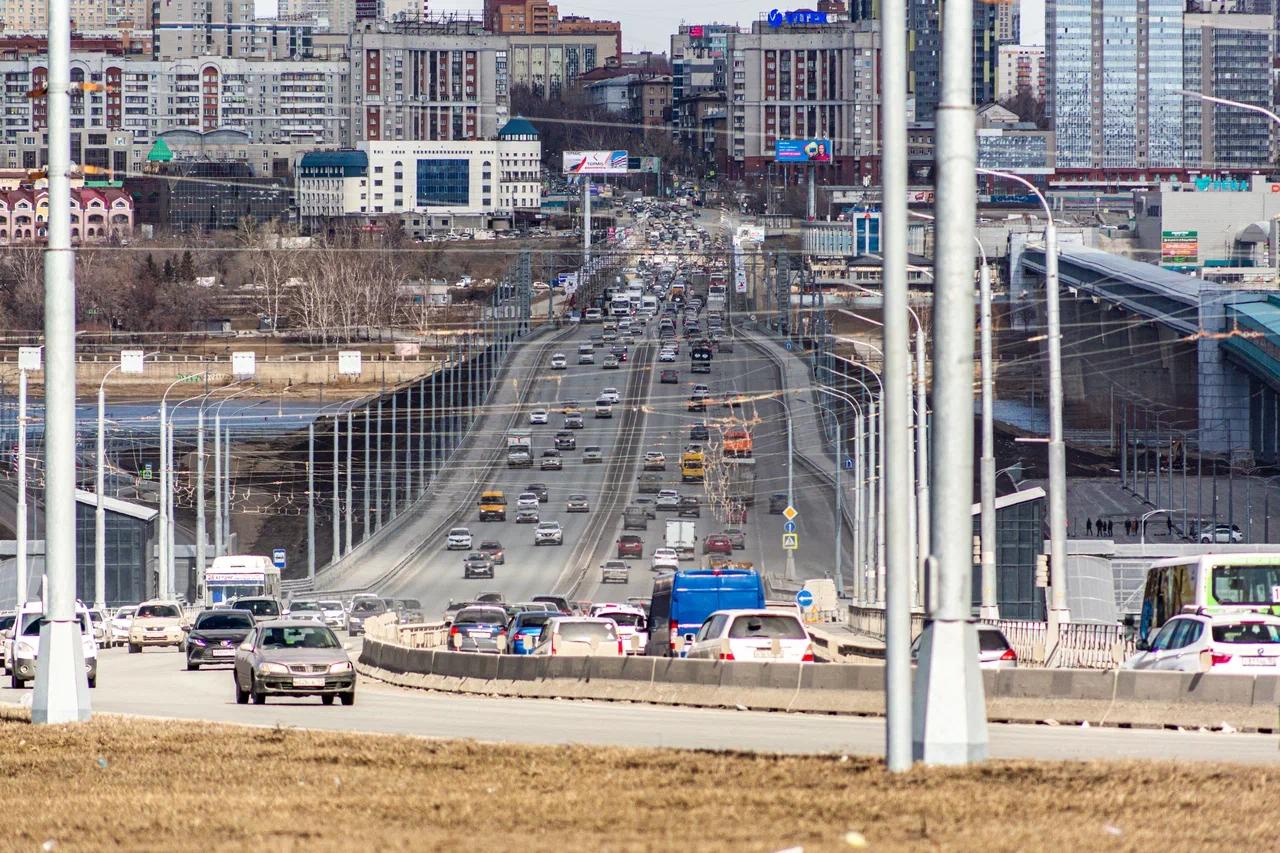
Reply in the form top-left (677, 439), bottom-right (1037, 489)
top-left (782, 533), bottom-right (799, 550)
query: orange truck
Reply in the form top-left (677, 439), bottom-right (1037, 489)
top-left (723, 427), bottom-right (753, 458)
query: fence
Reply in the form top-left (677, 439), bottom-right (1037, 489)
top-left (358, 613), bottom-right (449, 649)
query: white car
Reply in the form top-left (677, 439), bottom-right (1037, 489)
top-left (692, 384), bottom-right (709, 396)
top-left (530, 617), bottom-right (622, 657)
top-left (658, 349), bottom-right (676, 363)
top-left (550, 354), bottom-right (567, 370)
top-left (1122, 611), bottom-right (1280, 674)
top-left (651, 547), bottom-right (680, 572)
top-left (88, 608), bottom-right (111, 648)
top-left (656, 489), bottom-right (680, 510)
top-left (534, 521), bottom-right (563, 546)
top-left (516, 492), bottom-right (540, 510)
top-left (599, 387), bottom-right (620, 404)
top-left (578, 352), bottom-right (595, 365)
top-left (685, 609), bottom-right (814, 663)
top-left (110, 605), bottom-right (136, 646)
top-left (591, 605), bottom-right (648, 654)
top-left (909, 624), bottom-right (1018, 670)
top-left (529, 408), bottom-right (549, 425)
top-left (0, 611), bottom-right (14, 671)
top-left (594, 401), bottom-right (613, 418)
top-left (9, 601), bottom-right (98, 689)
top-left (447, 527), bottom-right (474, 550)
top-left (319, 600), bottom-right (346, 628)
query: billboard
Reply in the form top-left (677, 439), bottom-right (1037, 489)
top-left (1161, 230), bottom-right (1199, 269)
top-left (774, 139), bottom-right (832, 163)
top-left (563, 150), bottom-right (629, 175)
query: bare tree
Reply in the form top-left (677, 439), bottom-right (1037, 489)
top-left (239, 217), bottom-right (303, 333)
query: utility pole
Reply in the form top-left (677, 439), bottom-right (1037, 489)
top-left (912, 0), bottom-right (988, 764)
top-left (214, 409), bottom-right (223, 558)
top-left (363, 406), bottom-right (371, 540)
top-left (195, 405), bottom-right (205, 603)
top-left (33, 0), bottom-right (90, 722)
top-left (307, 421), bottom-right (315, 581)
top-left (345, 408), bottom-right (354, 557)
top-left (978, 257), bottom-right (999, 619)
top-left (15, 354), bottom-right (32, 607)
top-left (374, 400), bottom-right (383, 530)
top-left (331, 412), bottom-right (340, 562)
top-left (390, 394), bottom-right (398, 520)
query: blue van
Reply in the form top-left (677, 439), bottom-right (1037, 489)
top-left (645, 569), bottom-right (766, 656)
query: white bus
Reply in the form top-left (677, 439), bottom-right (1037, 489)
top-left (200, 555), bottom-right (282, 606)
top-left (1136, 553), bottom-right (1280, 642)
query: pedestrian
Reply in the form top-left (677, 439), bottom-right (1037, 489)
top-left (1167, 515), bottom-right (1173, 535)
top-left (1108, 520), bottom-right (1114, 537)
top-left (1086, 518), bottom-right (1093, 536)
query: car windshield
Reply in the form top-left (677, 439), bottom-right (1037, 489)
top-left (600, 612), bottom-right (645, 628)
top-left (517, 614), bottom-right (553, 629)
top-left (455, 608), bottom-right (507, 626)
top-left (237, 600), bottom-right (280, 617)
top-left (400, 599), bottom-right (422, 609)
top-left (1212, 565), bottom-right (1280, 605)
top-left (728, 614), bottom-right (807, 640)
top-left (136, 604), bottom-right (180, 619)
top-left (1212, 623), bottom-right (1280, 643)
top-left (0, 614), bottom-right (14, 631)
top-left (558, 621), bottom-right (618, 642)
top-left (88, 611), bottom-right (105, 622)
top-left (450, 529), bottom-right (469, 536)
top-left (352, 600), bottom-right (386, 614)
top-left (291, 601), bottom-right (321, 611)
top-left (196, 612), bottom-right (254, 630)
top-left (114, 608), bottom-right (135, 618)
top-left (320, 601), bottom-right (343, 610)
top-left (259, 625), bottom-right (340, 650)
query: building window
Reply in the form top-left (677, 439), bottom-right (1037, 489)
top-left (416, 158), bottom-right (470, 206)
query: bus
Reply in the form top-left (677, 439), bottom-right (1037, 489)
top-left (690, 345), bottom-right (713, 374)
top-left (201, 555), bottom-right (282, 606)
top-left (1136, 553), bottom-right (1280, 642)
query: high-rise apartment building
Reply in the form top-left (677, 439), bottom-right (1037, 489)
top-left (1047, 0), bottom-right (1184, 169)
top-left (153, 0), bottom-right (326, 60)
top-left (485, 0), bottom-right (557, 33)
top-left (507, 32), bottom-right (616, 98)
top-left (1182, 8), bottom-right (1273, 169)
top-left (996, 44), bottom-right (1045, 102)
top-left (909, 0), bottom-right (1000, 120)
top-left (995, 0), bottom-right (1020, 43)
top-left (0, 0), bottom-right (148, 31)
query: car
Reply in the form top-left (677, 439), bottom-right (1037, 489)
top-left (658, 349), bottom-right (676, 363)
top-left (566, 493), bottom-right (591, 512)
top-left (317, 601), bottom-right (346, 628)
top-left (660, 369), bottom-right (679, 384)
top-left (768, 493), bottom-right (789, 514)
top-left (561, 400), bottom-right (581, 414)
top-left (109, 605), bottom-right (136, 647)
top-left (464, 552), bottom-right (495, 579)
top-left (722, 528), bottom-right (746, 550)
top-left (478, 540), bottom-right (505, 564)
top-left (184, 608), bottom-right (256, 670)
top-left (0, 612), bottom-right (14, 670)
top-left (600, 560), bottom-right (631, 584)
top-left (531, 595), bottom-right (573, 614)
top-left (617, 534), bottom-right (644, 558)
top-left (447, 606), bottom-right (510, 653)
top-left (398, 599), bottom-right (425, 623)
top-left (515, 506), bottom-right (540, 524)
top-left (638, 473), bottom-right (662, 494)
top-left (233, 620), bottom-right (356, 705)
top-left (1197, 524), bottom-right (1243, 544)
top-left (530, 617), bottom-right (623, 657)
top-left (529, 408), bottom-right (549, 425)
top-left (602, 356), bottom-right (620, 369)
top-left (703, 534), bottom-right (733, 555)
top-left (578, 352), bottom-right (595, 365)
top-left (630, 497), bottom-right (658, 519)
top-left (690, 424), bottom-right (709, 441)
top-left (87, 608), bottom-right (111, 649)
top-left (8, 602), bottom-right (97, 689)
top-left (1123, 611), bottom-right (1280, 674)
top-left (230, 597), bottom-right (285, 624)
top-left (686, 609), bottom-right (814, 663)
top-left (583, 446), bottom-right (603, 463)
top-left (717, 339), bottom-right (734, 353)
top-left (287, 600), bottom-right (327, 624)
top-left (610, 346), bottom-right (628, 362)
top-left (651, 547), bottom-right (680, 572)
top-left (534, 521), bottom-right (564, 545)
top-left (677, 496), bottom-right (701, 518)
top-left (643, 451), bottom-right (666, 471)
top-left (508, 611), bottom-right (555, 655)
top-left (592, 605), bottom-right (649, 654)
top-left (594, 401), bottom-right (613, 418)
top-left (656, 489), bottom-right (680, 510)
top-left (554, 431), bottom-right (576, 450)
top-left (540, 450), bottom-right (563, 470)
top-left (128, 599), bottom-right (187, 653)
top-left (346, 597), bottom-right (388, 636)
top-left (516, 492), bottom-right (540, 510)
top-left (550, 353), bottom-right (567, 370)
top-left (565, 413), bottom-right (585, 429)
top-left (599, 387), bottom-right (620, 404)
top-left (692, 384), bottom-right (709, 396)
top-left (687, 396), bottom-right (705, 412)
top-left (527, 483), bottom-right (549, 502)
top-left (910, 624), bottom-right (1018, 670)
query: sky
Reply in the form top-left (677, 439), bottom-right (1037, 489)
top-left (256, 0), bottom-right (1045, 54)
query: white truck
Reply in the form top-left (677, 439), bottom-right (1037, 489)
top-left (507, 430), bottom-right (533, 468)
top-left (665, 519), bottom-right (697, 561)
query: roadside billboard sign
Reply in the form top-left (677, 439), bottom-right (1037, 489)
top-left (774, 139), bottom-right (832, 163)
top-left (562, 150), bottom-right (629, 175)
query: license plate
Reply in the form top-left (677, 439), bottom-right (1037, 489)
top-left (211, 649), bottom-right (235, 658)
top-left (146, 627), bottom-right (163, 632)
top-left (469, 630), bottom-right (491, 638)
top-left (753, 649), bottom-right (779, 659)
top-left (1242, 657), bottom-right (1276, 667)
top-left (293, 677), bottom-right (325, 687)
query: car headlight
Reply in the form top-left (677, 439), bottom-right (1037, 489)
top-left (259, 662), bottom-right (289, 674)
top-left (15, 641), bottom-right (35, 657)
top-left (191, 637), bottom-right (208, 647)
top-left (328, 660), bottom-right (353, 673)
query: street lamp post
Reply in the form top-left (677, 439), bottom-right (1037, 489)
top-left (95, 352), bottom-right (148, 609)
top-left (1140, 508), bottom-right (1173, 546)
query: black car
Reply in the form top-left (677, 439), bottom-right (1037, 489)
top-left (527, 483), bottom-right (549, 502)
top-left (464, 552), bottom-right (495, 579)
top-left (398, 598), bottom-right (424, 623)
top-left (677, 496), bottom-right (701, 518)
top-left (769, 492), bottom-right (789, 514)
top-left (554, 432), bottom-right (576, 450)
top-left (347, 598), bottom-right (388, 636)
top-left (184, 609), bottom-right (255, 671)
top-left (690, 423), bottom-right (709, 441)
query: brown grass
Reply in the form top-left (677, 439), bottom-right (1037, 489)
top-left (0, 708), bottom-right (1273, 851)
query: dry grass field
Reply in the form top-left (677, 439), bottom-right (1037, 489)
top-left (0, 710), bottom-right (1274, 851)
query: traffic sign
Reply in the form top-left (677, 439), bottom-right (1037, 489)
top-left (785, 341), bottom-right (793, 351)
top-left (141, 463), bottom-right (152, 481)
top-left (782, 505), bottom-right (798, 521)
top-left (795, 589), bottom-right (814, 608)
top-left (844, 457), bottom-right (854, 470)
top-left (782, 532), bottom-right (799, 550)
top-left (272, 548), bottom-right (287, 569)
top-left (783, 520), bottom-right (797, 534)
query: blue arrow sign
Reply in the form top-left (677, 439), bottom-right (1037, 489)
top-left (795, 589), bottom-right (815, 608)
top-left (784, 340), bottom-right (793, 351)
top-left (783, 520), bottom-right (797, 534)
top-left (844, 457), bottom-right (854, 470)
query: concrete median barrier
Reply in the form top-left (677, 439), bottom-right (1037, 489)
top-left (356, 640), bottom-right (1280, 732)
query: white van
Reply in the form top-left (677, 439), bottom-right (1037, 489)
top-left (8, 601), bottom-right (98, 689)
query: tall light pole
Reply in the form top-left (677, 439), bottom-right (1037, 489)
top-left (15, 346), bottom-right (40, 608)
top-left (1140, 508), bottom-right (1172, 546)
top-left (976, 167), bottom-right (1068, 631)
top-left (211, 386), bottom-right (252, 559)
top-left (96, 351), bottom-right (147, 609)
top-left (33, 0), bottom-right (90, 723)
top-left (157, 376), bottom-right (189, 599)
top-left (914, 0), bottom-right (987, 764)
top-left (977, 245), bottom-right (998, 619)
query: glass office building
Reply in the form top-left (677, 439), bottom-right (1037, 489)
top-left (970, 490), bottom-right (1046, 620)
top-left (416, 159), bottom-right (471, 207)
top-left (1182, 11), bottom-right (1274, 169)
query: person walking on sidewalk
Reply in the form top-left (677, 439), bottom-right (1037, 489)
top-left (1086, 518), bottom-right (1094, 536)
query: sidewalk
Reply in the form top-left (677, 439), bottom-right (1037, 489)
top-left (308, 326), bottom-right (572, 594)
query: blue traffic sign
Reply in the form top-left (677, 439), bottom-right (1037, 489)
top-left (272, 548), bottom-right (287, 569)
top-left (784, 340), bottom-right (793, 351)
top-left (783, 520), bottom-right (797, 534)
top-left (795, 589), bottom-right (815, 608)
top-left (844, 457), bottom-right (854, 470)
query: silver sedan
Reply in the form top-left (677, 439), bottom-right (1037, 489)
top-left (233, 620), bottom-right (355, 706)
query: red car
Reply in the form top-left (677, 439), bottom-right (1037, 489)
top-left (702, 534), bottom-right (733, 555)
top-left (659, 369), bottom-right (679, 384)
top-left (617, 534), bottom-right (644, 559)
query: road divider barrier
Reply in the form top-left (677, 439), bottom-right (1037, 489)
top-left (358, 637), bottom-right (1280, 732)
